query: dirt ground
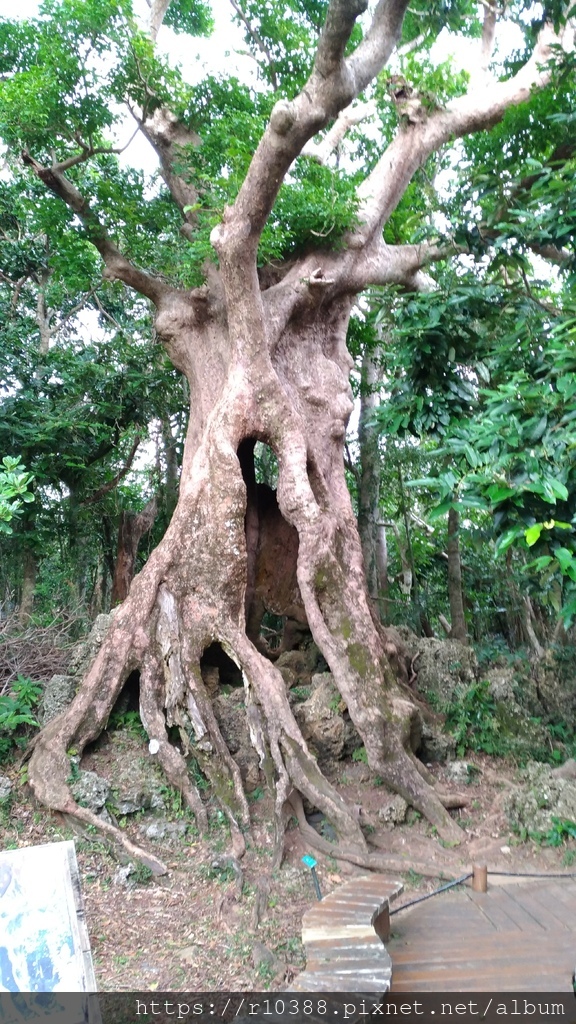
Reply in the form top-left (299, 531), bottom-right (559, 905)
top-left (1, 727), bottom-right (574, 993)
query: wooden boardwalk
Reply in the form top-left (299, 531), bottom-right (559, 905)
top-left (388, 878), bottom-right (576, 992)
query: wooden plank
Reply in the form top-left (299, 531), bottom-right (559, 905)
top-left (538, 880), bottom-right (576, 928)
top-left (508, 880), bottom-right (576, 930)
top-left (388, 879), bottom-right (576, 993)
top-left (391, 901), bottom-right (497, 938)
top-left (464, 889), bottom-right (523, 931)
top-left (387, 937), bottom-right (569, 962)
top-left (485, 885), bottom-right (546, 931)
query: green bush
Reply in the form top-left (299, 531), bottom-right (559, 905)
top-left (0, 675), bottom-right (42, 763)
top-left (444, 679), bottom-right (505, 758)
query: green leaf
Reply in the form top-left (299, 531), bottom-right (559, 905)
top-left (554, 547), bottom-right (574, 573)
top-left (486, 484), bottom-right (516, 503)
top-left (525, 523), bottom-right (543, 547)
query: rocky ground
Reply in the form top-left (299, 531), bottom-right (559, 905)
top-left (1, 726), bottom-right (575, 993)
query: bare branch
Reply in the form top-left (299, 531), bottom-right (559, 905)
top-left (140, 108), bottom-right (201, 236)
top-left (346, 240), bottom-right (453, 290)
top-left (83, 436), bottom-right (142, 505)
top-left (315, 0), bottom-right (369, 78)
top-left (397, 31), bottom-right (427, 57)
top-left (352, 18), bottom-right (573, 249)
top-left (301, 100), bottom-right (376, 164)
top-left (346, 0), bottom-right (411, 93)
top-left (0, 272), bottom-right (31, 317)
top-left (480, 0), bottom-right (498, 71)
top-left (21, 151), bottom-right (171, 306)
top-left (213, 0), bottom-right (410, 261)
top-left (54, 126), bottom-right (140, 172)
top-left (148, 0), bottom-right (171, 42)
top-left (228, 0), bottom-right (279, 91)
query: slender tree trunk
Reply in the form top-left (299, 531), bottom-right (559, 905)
top-left (110, 497), bottom-right (158, 605)
top-left (447, 507), bottom-right (467, 642)
top-left (161, 418), bottom-right (180, 522)
top-left (18, 548), bottom-right (37, 626)
top-left (523, 596), bottom-right (545, 659)
top-left (357, 347), bottom-right (388, 620)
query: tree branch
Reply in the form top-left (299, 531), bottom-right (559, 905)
top-left (82, 436), bottom-right (142, 505)
top-left (228, 0), bottom-right (279, 91)
top-left (480, 0), bottom-right (498, 72)
top-left (54, 127), bottom-right (140, 172)
top-left (300, 100), bottom-right (376, 165)
top-left (21, 151), bottom-right (171, 306)
top-left (352, 18), bottom-right (573, 249)
top-left (212, 0), bottom-right (410, 260)
top-left (139, 108), bottom-right (201, 239)
top-left (147, 0), bottom-right (171, 43)
top-left (346, 240), bottom-right (453, 290)
top-left (346, 0), bottom-right (411, 93)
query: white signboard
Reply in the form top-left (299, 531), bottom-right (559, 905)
top-left (0, 840), bottom-right (96, 993)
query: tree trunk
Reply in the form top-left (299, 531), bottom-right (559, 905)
top-left (357, 347), bottom-right (388, 621)
top-left (26, 288), bottom-right (462, 874)
top-left (18, 548), bottom-right (37, 626)
top-left (110, 497), bottom-right (158, 606)
top-left (447, 507), bottom-right (467, 643)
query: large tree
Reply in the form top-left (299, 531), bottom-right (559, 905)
top-left (1, 0), bottom-right (574, 873)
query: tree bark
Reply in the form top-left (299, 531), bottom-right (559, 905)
top-left (447, 507), bottom-right (468, 642)
top-left (26, 283), bottom-right (463, 874)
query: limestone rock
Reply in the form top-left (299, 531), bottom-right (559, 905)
top-left (397, 633), bottom-right (477, 705)
top-left (505, 761), bottom-right (576, 835)
top-left (141, 818), bottom-right (188, 841)
top-left (67, 612), bottom-right (114, 678)
top-left (251, 941), bottom-right (277, 970)
top-left (275, 649), bottom-right (315, 685)
top-left (445, 760), bottom-right (472, 783)
top-left (114, 789), bottom-right (152, 815)
top-left (212, 689), bottom-right (262, 792)
top-left (294, 675), bottom-right (345, 763)
top-left (41, 675), bottom-right (77, 725)
top-left (418, 719), bottom-right (456, 763)
top-left (378, 795), bottom-right (408, 826)
top-left (484, 666), bottom-right (516, 702)
top-left (71, 770), bottom-right (111, 811)
top-left (0, 774), bottom-right (13, 801)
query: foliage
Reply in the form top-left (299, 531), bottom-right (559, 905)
top-left (0, 675), bottom-right (42, 763)
top-left (107, 708), bottom-right (146, 738)
top-left (444, 680), bottom-right (503, 758)
top-left (0, 457), bottom-right (34, 535)
top-left (529, 817), bottom-right (576, 847)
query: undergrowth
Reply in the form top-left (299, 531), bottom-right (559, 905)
top-left (0, 675), bottom-right (42, 763)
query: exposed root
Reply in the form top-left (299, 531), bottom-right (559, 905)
top-left (285, 791), bottom-right (463, 879)
top-left (231, 629), bottom-right (369, 853)
top-left (140, 652), bottom-right (208, 829)
top-left (437, 792), bottom-right (469, 810)
top-left (63, 805), bottom-right (168, 875)
top-left (212, 854), bottom-right (244, 898)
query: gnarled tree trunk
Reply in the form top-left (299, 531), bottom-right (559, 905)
top-left (26, 283), bottom-right (462, 873)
